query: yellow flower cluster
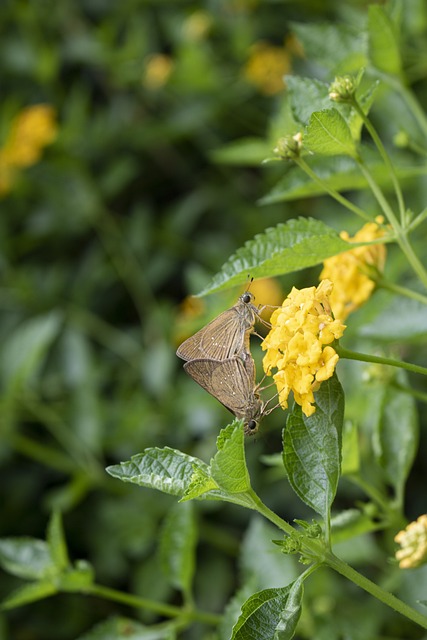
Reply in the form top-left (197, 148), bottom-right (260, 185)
top-left (320, 217), bottom-right (386, 321)
top-left (243, 41), bottom-right (290, 95)
top-left (395, 515), bottom-right (427, 569)
top-left (261, 280), bottom-right (346, 417)
top-left (143, 54), bottom-right (174, 90)
top-left (0, 104), bottom-right (57, 196)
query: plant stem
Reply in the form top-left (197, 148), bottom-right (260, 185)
top-left (295, 157), bottom-right (372, 222)
top-left (86, 583), bottom-right (222, 626)
top-left (356, 160), bottom-right (427, 288)
top-left (336, 346), bottom-right (427, 377)
top-left (398, 82), bottom-right (427, 139)
top-left (374, 275), bottom-right (427, 305)
top-left (352, 99), bottom-right (406, 223)
top-left (325, 553), bottom-right (427, 629)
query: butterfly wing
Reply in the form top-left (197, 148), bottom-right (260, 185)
top-left (177, 301), bottom-right (255, 362)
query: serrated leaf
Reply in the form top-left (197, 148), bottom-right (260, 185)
top-left (199, 218), bottom-right (355, 295)
top-left (291, 22), bottom-right (367, 74)
top-left (210, 422), bottom-right (251, 494)
top-left (75, 616), bottom-right (177, 640)
top-left (283, 374), bottom-right (344, 521)
top-left (368, 5), bottom-right (402, 77)
top-left (372, 372), bottom-right (418, 499)
top-left (286, 77), bottom-right (331, 127)
top-left (231, 579), bottom-right (303, 640)
top-left (159, 502), bottom-right (197, 595)
top-left (305, 109), bottom-right (357, 158)
top-left (106, 447), bottom-right (210, 496)
top-left (260, 155), bottom-right (425, 204)
top-left (0, 311), bottom-right (62, 389)
top-left (219, 580), bottom-right (258, 640)
top-left (47, 511), bottom-right (69, 572)
top-left (180, 466), bottom-right (219, 501)
top-left (1, 579), bottom-right (57, 610)
top-left (210, 138), bottom-right (272, 166)
top-left (0, 538), bottom-right (55, 580)
top-left (359, 297), bottom-right (427, 341)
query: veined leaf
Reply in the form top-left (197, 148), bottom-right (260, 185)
top-left (290, 22), bottom-right (367, 74)
top-left (198, 218), bottom-right (356, 295)
top-left (283, 375), bottom-right (344, 521)
top-left (305, 109), bottom-right (357, 158)
top-left (372, 371), bottom-right (418, 500)
top-left (231, 578), bottom-right (304, 640)
top-left (106, 447), bottom-right (210, 496)
top-left (260, 155), bottom-right (425, 204)
top-left (0, 538), bottom-right (56, 580)
top-left (210, 422), bottom-right (251, 494)
top-left (368, 5), bottom-right (402, 77)
top-left (286, 76), bottom-right (332, 126)
top-left (159, 502), bottom-right (197, 595)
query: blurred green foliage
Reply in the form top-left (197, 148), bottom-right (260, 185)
top-left (1, 1), bottom-right (427, 639)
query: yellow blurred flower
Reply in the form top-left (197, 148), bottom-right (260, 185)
top-left (244, 41), bottom-right (290, 95)
top-left (0, 104), bottom-right (57, 196)
top-left (395, 515), bottom-right (427, 569)
top-left (143, 54), bottom-right (174, 90)
top-left (247, 277), bottom-right (283, 323)
top-left (319, 217), bottom-right (387, 321)
top-left (261, 280), bottom-right (346, 417)
top-left (182, 11), bottom-right (212, 41)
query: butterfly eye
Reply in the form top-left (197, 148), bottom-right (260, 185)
top-left (242, 292), bottom-right (252, 304)
top-left (247, 419), bottom-right (258, 433)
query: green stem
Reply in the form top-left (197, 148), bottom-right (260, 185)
top-left (249, 490), bottom-right (427, 627)
top-left (347, 474), bottom-right (390, 514)
top-left (352, 99), bottom-right (406, 222)
top-left (374, 275), bottom-right (427, 305)
top-left (355, 160), bottom-right (427, 288)
top-left (398, 82), bottom-right (427, 139)
top-left (295, 157), bottom-right (372, 222)
top-left (391, 382), bottom-right (427, 405)
top-left (325, 553), bottom-right (427, 629)
top-left (336, 346), bottom-right (427, 377)
top-left (85, 583), bottom-right (221, 626)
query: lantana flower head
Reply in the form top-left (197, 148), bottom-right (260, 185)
top-left (395, 515), bottom-right (427, 569)
top-left (261, 280), bottom-right (346, 417)
top-left (320, 217), bottom-right (386, 321)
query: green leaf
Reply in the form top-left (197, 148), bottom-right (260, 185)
top-left (0, 538), bottom-right (55, 580)
top-left (75, 616), bottom-right (177, 639)
top-left (286, 76), bottom-right (331, 126)
top-left (159, 502), bottom-right (197, 595)
top-left (359, 297), bottom-right (427, 341)
top-left (231, 579), bottom-right (303, 640)
top-left (210, 138), bottom-right (272, 166)
top-left (341, 421), bottom-right (360, 475)
top-left (260, 155), bottom-right (425, 204)
top-left (372, 372), bottom-right (418, 499)
top-left (199, 218), bottom-right (355, 295)
top-left (368, 4), bottom-right (402, 77)
top-left (47, 511), bottom-right (69, 572)
top-left (331, 509), bottom-right (381, 545)
top-left (180, 466), bottom-right (219, 502)
top-left (1, 580), bottom-right (57, 611)
top-left (219, 580), bottom-right (258, 640)
top-left (210, 422), bottom-right (251, 493)
top-left (106, 447), bottom-right (210, 496)
top-left (305, 109), bottom-right (357, 158)
top-left (283, 374), bottom-right (344, 520)
top-left (0, 311), bottom-right (62, 389)
top-left (290, 22), bottom-right (367, 74)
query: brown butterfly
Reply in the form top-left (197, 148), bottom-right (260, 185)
top-left (176, 291), bottom-right (267, 364)
top-left (183, 355), bottom-right (266, 435)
